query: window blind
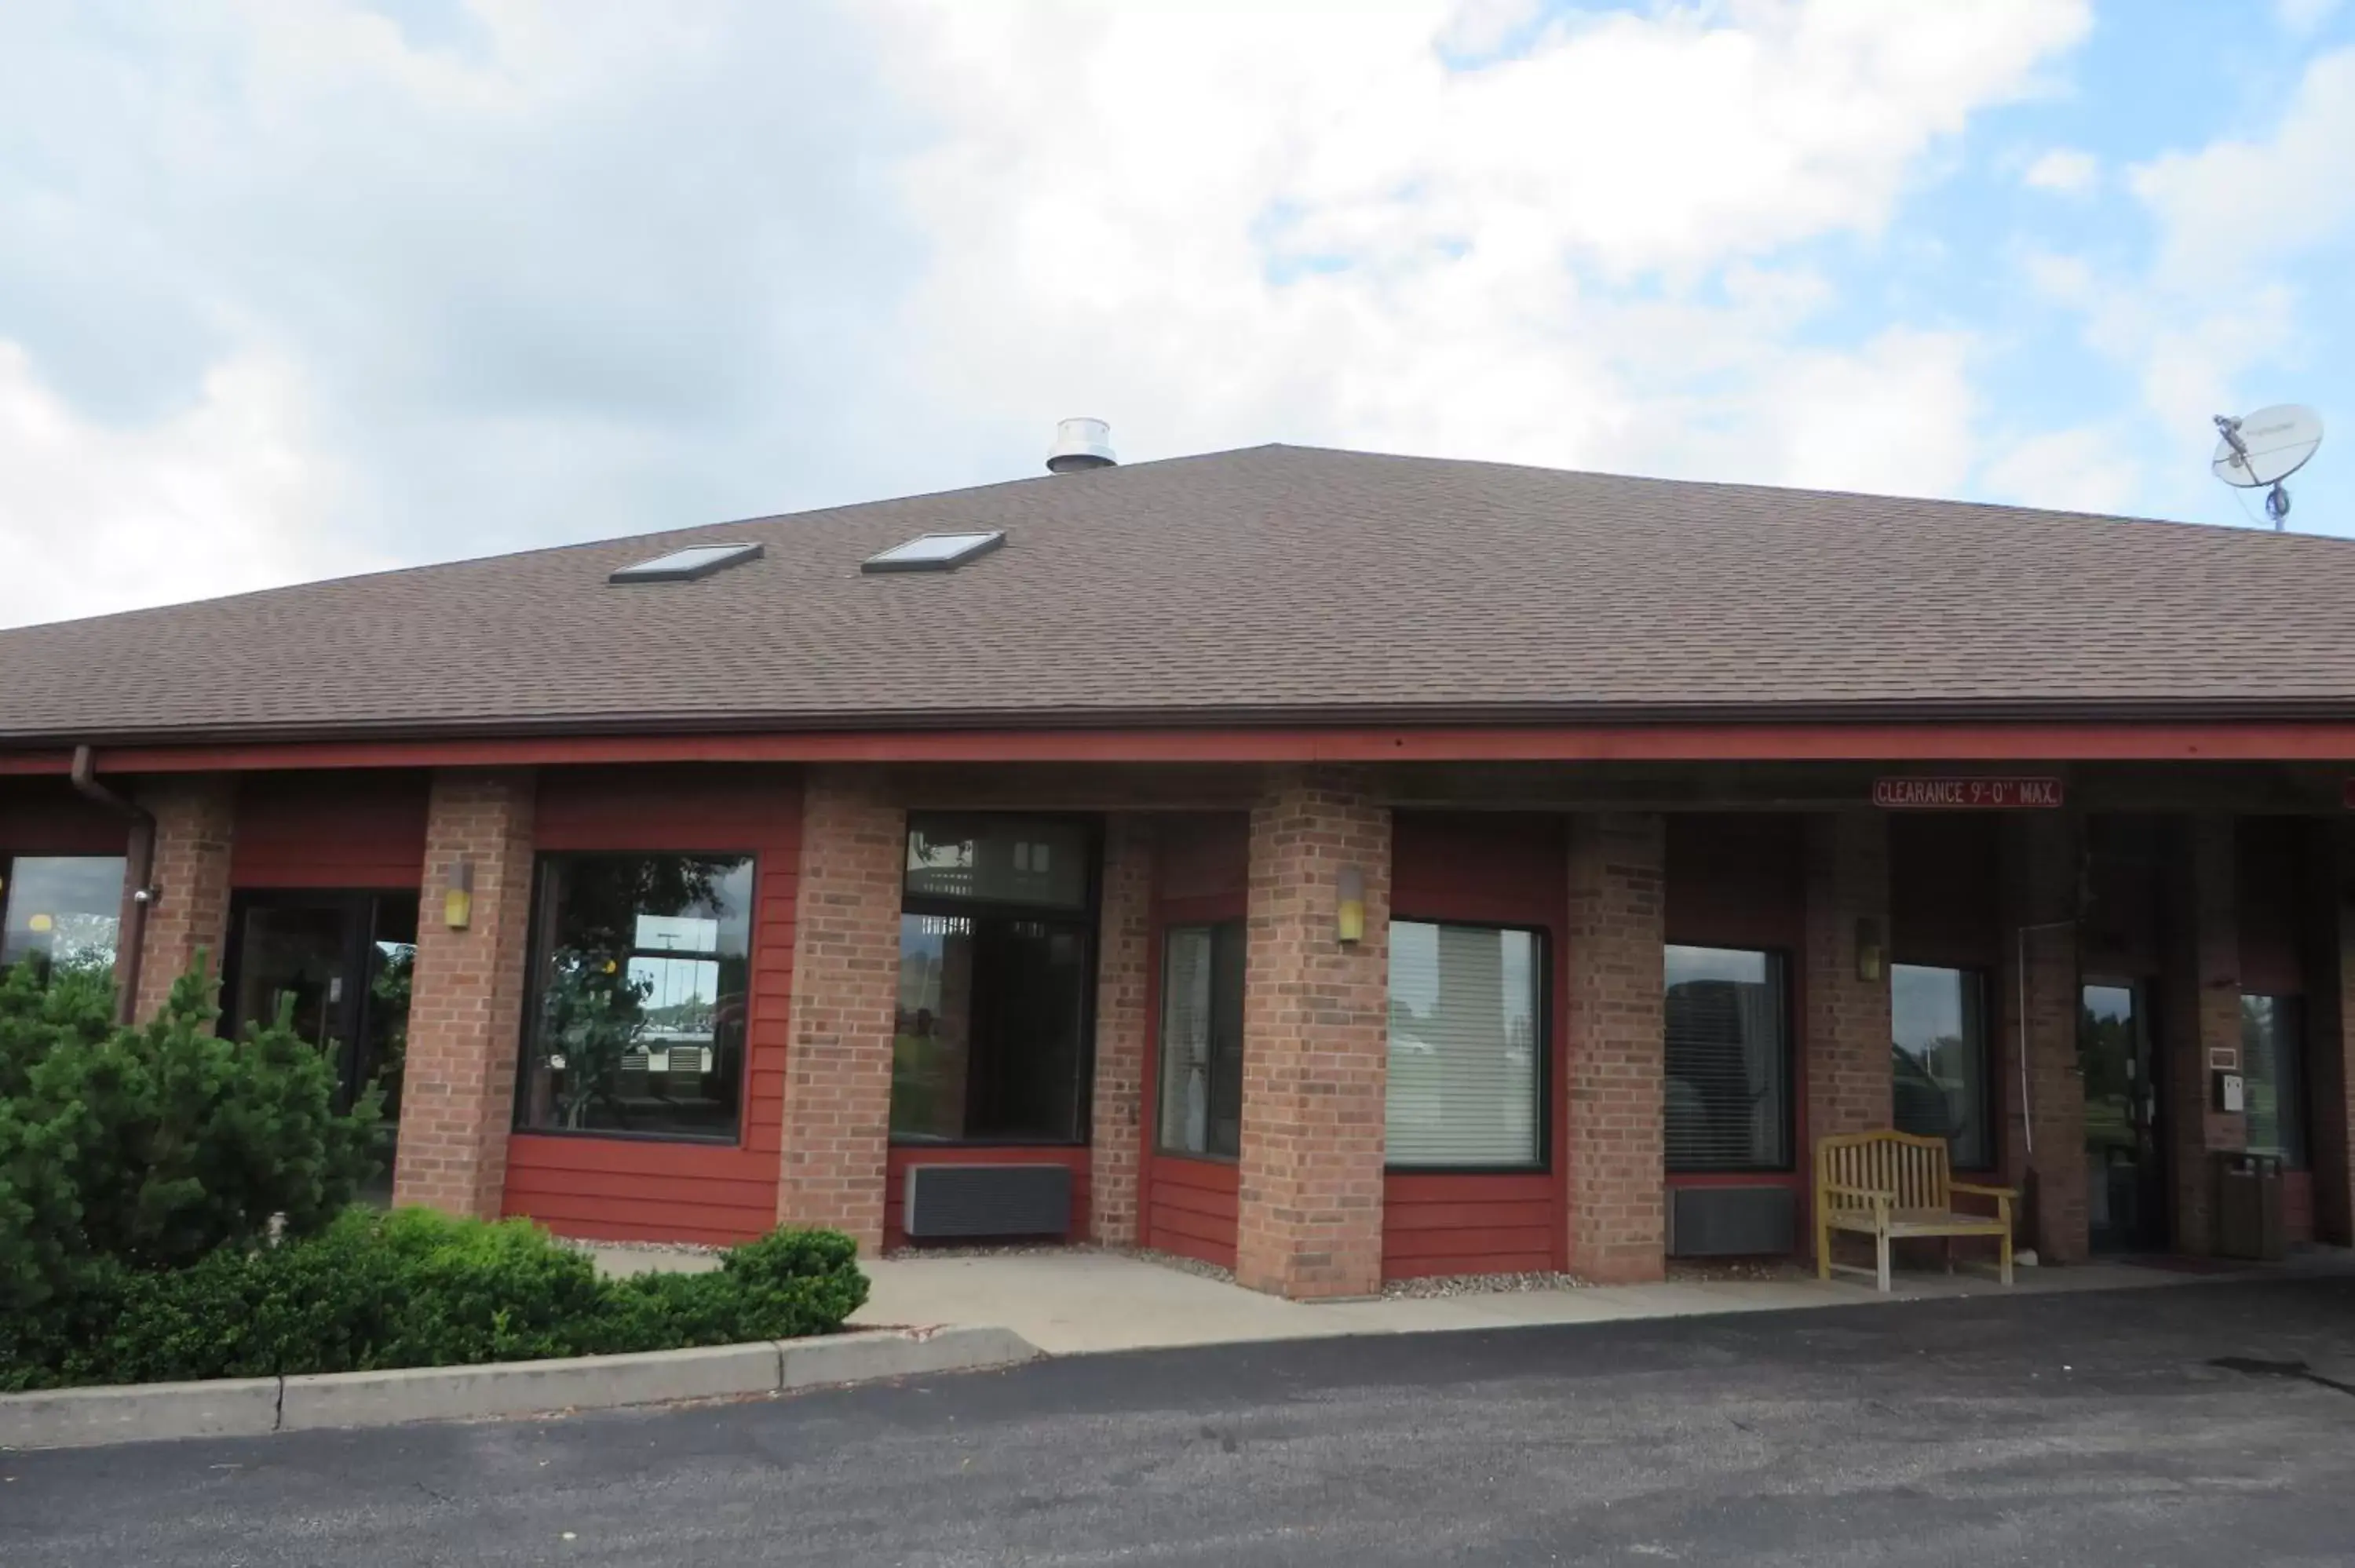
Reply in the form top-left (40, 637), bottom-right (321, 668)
top-left (1159, 927), bottom-right (1214, 1154)
top-left (1386, 922), bottom-right (1542, 1168)
top-left (1663, 946), bottom-right (1789, 1171)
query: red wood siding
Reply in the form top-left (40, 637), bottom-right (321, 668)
top-left (0, 779), bottom-right (130, 855)
top-left (885, 1145), bottom-right (1094, 1249)
top-left (1384, 812), bottom-right (1570, 1279)
top-left (1139, 811), bottom-right (1251, 1264)
top-left (2082, 815), bottom-right (2164, 979)
top-left (2238, 817), bottom-right (2305, 997)
top-left (230, 770), bottom-right (429, 889)
top-left (499, 765), bottom-right (799, 1245)
top-left (1889, 815), bottom-right (1999, 968)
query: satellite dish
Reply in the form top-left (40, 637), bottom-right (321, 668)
top-left (2211, 404), bottom-right (2323, 487)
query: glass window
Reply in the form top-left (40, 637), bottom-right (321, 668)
top-left (515, 853), bottom-right (754, 1140)
top-left (1, 855), bottom-right (127, 979)
top-left (1664, 945), bottom-right (1791, 1172)
top-left (1386, 921), bottom-right (1544, 1169)
top-left (1891, 965), bottom-right (1993, 1169)
top-left (1159, 923), bottom-right (1245, 1158)
top-left (893, 815), bottom-right (1095, 1144)
top-left (2241, 994), bottom-right (2307, 1168)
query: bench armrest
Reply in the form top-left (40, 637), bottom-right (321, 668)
top-left (1949, 1181), bottom-right (2017, 1200)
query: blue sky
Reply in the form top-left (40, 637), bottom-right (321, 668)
top-left (0, 0), bottom-right (2348, 626)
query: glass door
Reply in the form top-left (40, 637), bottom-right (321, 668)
top-left (225, 891), bottom-right (418, 1204)
top-left (2080, 980), bottom-right (2167, 1252)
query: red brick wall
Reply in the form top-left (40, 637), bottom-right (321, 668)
top-left (1803, 813), bottom-right (1892, 1159)
top-left (1090, 814), bottom-right (1154, 1247)
top-left (775, 767), bottom-right (903, 1256)
top-left (1564, 812), bottom-right (1666, 1284)
top-left (2001, 812), bottom-right (2086, 1261)
top-left (501, 766), bottom-right (799, 1245)
top-left (392, 768), bottom-right (535, 1219)
top-left (2305, 819), bottom-right (2354, 1247)
top-left (230, 771), bottom-right (429, 890)
top-left (2162, 815), bottom-right (2245, 1255)
top-left (1386, 811), bottom-right (1568, 1280)
top-left (1235, 768), bottom-right (1389, 1300)
top-left (130, 775), bottom-right (238, 1021)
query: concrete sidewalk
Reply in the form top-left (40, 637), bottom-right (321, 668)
top-left (590, 1245), bottom-right (2323, 1357)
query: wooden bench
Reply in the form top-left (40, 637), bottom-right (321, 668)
top-left (1815, 1130), bottom-right (2015, 1292)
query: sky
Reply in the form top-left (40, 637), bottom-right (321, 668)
top-left (1, 0), bottom-right (2350, 629)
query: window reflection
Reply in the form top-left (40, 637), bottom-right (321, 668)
top-left (1891, 965), bottom-right (1992, 1168)
top-left (1, 855), bottom-right (126, 979)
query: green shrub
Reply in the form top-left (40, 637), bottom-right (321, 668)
top-left (0, 962), bottom-right (382, 1318)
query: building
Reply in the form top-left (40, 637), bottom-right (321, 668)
top-left (2, 440), bottom-right (2351, 1299)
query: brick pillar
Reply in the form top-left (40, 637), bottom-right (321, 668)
top-left (2000, 812), bottom-right (2085, 1262)
top-left (1804, 812), bottom-right (1893, 1155)
top-left (1564, 812), bottom-right (1667, 1284)
top-left (1090, 814), bottom-right (1154, 1247)
top-left (2160, 815), bottom-right (2245, 1256)
top-left (130, 775), bottom-right (238, 1022)
top-left (392, 768), bottom-right (536, 1219)
top-left (2304, 818), bottom-right (2355, 1248)
top-left (775, 768), bottom-right (903, 1256)
top-left (1235, 768), bottom-right (1389, 1300)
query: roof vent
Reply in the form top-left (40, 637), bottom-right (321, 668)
top-left (1045, 418), bottom-right (1116, 474)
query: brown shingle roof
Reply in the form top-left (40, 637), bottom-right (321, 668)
top-left (4, 443), bottom-right (2353, 744)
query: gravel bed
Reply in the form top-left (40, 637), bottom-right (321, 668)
top-left (882, 1242), bottom-right (1104, 1261)
top-left (1382, 1270), bottom-right (1591, 1298)
top-left (561, 1237), bottom-right (728, 1257)
top-left (1666, 1257), bottom-right (1809, 1283)
top-left (1121, 1247), bottom-right (1236, 1285)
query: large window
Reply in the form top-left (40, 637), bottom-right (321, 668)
top-left (1159, 923), bottom-right (1244, 1159)
top-left (0, 855), bottom-right (126, 979)
top-left (1891, 965), bottom-right (1993, 1169)
top-left (1386, 921), bottom-right (1544, 1169)
top-left (2241, 994), bottom-right (2307, 1168)
top-left (1664, 945), bottom-right (1791, 1172)
top-left (515, 853), bottom-right (754, 1141)
top-left (893, 815), bottom-right (1095, 1145)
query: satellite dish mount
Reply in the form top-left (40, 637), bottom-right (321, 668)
top-left (2211, 405), bottom-right (2324, 531)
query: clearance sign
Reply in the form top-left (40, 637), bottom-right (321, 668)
top-left (1872, 777), bottom-right (2065, 810)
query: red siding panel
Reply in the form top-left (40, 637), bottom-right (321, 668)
top-left (2238, 817), bottom-right (2305, 997)
top-left (1145, 1154), bottom-right (1239, 1268)
top-left (499, 765), bottom-right (799, 1243)
top-left (230, 770), bottom-right (430, 889)
top-left (1383, 813), bottom-right (1570, 1280)
top-left (1666, 814), bottom-right (1803, 952)
top-left (0, 779), bottom-right (130, 855)
top-left (1889, 815), bottom-right (1999, 968)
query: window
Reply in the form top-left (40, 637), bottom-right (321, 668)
top-left (607, 542), bottom-right (763, 583)
top-left (1159, 923), bottom-right (1244, 1158)
top-left (862, 531), bottom-right (1006, 574)
top-left (1891, 965), bottom-right (1992, 1169)
top-left (892, 815), bottom-right (1095, 1144)
top-left (2241, 994), bottom-right (2307, 1168)
top-left (1664, 945), bottom-right (1791, 1172)
top-left (1386, 921), bottom-right (1544, 1169)
top-left (1, 855), bottom-right (127, 979)
top-left (514, 853), bottom-right (754, 1140)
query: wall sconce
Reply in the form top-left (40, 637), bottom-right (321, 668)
top-left (1335, 865), bottom-right (1366, 944)
top-left (1854, 916), bottom-right (1884, 983)
top-left (444, 859), bottom-right (475, 931)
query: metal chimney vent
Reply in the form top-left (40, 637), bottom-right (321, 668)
top-left (1046, 417), bottom-right (1116, 474)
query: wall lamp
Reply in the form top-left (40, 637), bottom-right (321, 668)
top-left (1854, 916), bottom-right (1884, 983)
top-left (1335, 865), bottom-right (1367, 944)
top-left (444, 858), bottom-right (475, 931)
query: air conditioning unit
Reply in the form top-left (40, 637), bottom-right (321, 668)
top-left (903, 1164), bottom-right (1073, 1241)
top-left (1667, 1185), bottom-right (1797, 1257)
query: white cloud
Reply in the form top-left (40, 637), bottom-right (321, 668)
top-left (2022, 146), bottom-right (2098, 194)
top-left (871, 0), bottom-right (2090, 492)
top-left (0, 342), bottom-right (370, 627)
top-left (2276, 0), bottom-right (2344, 37)
top-left (1981, 425), bottom-right (2145, 515)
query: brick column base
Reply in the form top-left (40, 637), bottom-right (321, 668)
top-left (1235, 768), bottom-right (1389, 1300)
top-left (392, 768), bottom-right (536, 1219)
top-left (130, 775), bottom-right (238, 1023)
top-left (2163, 816), bottom-right (2245, 1256)
top-left (1090, 815), bottom-right (1153, 1247)
top-left (2002, 813), bottom-right (2086, 1263)
top-left (1565, 813), bottom-right (1666, 1284)
top-left (775, 768), bottom-right (903, 1256)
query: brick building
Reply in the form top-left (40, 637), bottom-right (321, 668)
top-left (4, 442), bottom-right (2353, 1297)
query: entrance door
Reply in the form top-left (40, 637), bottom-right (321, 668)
top-left (224, 891), bottom-right (419, 1203)
top-left (2080, 980), bottom-right (2166, 1252)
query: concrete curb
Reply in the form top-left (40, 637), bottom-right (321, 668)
top-left (1, 1326), bottom-right (1041, 1452)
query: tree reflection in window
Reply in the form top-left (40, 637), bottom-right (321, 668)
top-left (517, 853), bottom-right (754, 1140)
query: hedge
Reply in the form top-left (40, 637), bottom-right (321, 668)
top-left (3, 1207), bottom-right (871, 1391)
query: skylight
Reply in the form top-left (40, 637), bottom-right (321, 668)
top-left (861, 531), bottom-right (1006, 574)
top-left (608, 542), bottom-right (764, 584)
